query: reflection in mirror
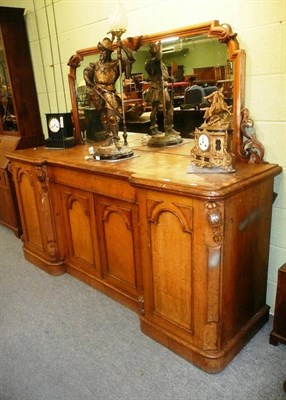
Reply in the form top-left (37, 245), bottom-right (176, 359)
top-left (68, 21), bottom-right (244, 157)
top-left (75, 35), bottom-right (231, 140)
top-left (129, 35), bottom-right (232, 136)
top-left (76, 53), bottom-right (106, 142)
top-left (0, 31), bottom-right (18, 132)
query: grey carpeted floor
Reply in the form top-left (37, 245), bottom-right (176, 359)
top-left (0, 225), bottom-right (285, 400)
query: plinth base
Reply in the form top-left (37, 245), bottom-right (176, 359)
top-left (148, 134), bottom-right (183, 147)
top-left (94, 143), bottom-right (134, 161)
top-left (45, 136), bottom-right (76, 149)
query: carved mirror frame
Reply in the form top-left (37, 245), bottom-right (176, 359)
top-left (68, 20), bottom-right (245, 159)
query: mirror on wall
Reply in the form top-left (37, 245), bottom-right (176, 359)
top-left (0, 31), bottom-right (18, 133)
top-left (68, 21), bottom-right (245, 158)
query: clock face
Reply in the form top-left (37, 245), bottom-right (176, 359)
top-left (198, 134), bottom-right (210, 151)
top-left (48, 117), bottom-right (61, 133)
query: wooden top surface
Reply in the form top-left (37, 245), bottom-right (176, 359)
top-left (0, 135), bottom-right (20, 169)
top-left (6, 133), bottom-right (282, 199)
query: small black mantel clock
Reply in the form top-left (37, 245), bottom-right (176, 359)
top-left (45, 112), bottom-right (76, 149)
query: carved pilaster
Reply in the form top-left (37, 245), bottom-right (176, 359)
top-left (35, 164), bottom-right (59, 262)
top-left (204, 203), bottom-right (223, 350)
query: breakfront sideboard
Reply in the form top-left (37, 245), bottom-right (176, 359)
top-left (6, 20), bottom-right (282, 372)
top-left (7, 138), bottom-right (281, 372)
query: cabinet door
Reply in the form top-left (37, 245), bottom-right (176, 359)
top-left (139, 190), bottom-right (223, 351)
top-left (11, 162), bottom-right (63, 274)
top-left (58, 185), bottom-right (102, 278)
top-left (140, 191), bottom-right (194, 332)
top-left (96, 195), bottom-right (141, 302)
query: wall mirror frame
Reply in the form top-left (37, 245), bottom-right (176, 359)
top-left (68, 20), bottom-right (245, 159)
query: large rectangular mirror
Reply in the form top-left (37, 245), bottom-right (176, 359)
top-left (68, 20), bottom-right (245, 158)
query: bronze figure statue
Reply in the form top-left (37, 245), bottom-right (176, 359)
top-left (144, 42), bottom-right (180, 137)
top-left (84, 36), bottom-right (135, 147)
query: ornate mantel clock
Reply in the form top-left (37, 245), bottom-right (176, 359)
top-left (189, 87), bottom-right (235, 173)
top-left (190, 127), bottom-right (234, 170)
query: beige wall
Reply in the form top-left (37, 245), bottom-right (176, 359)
top-left (1, 0), bottom-right (285, 312)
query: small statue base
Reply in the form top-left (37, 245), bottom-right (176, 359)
top-left (94, 142), bottom-right (134, 160)
top-left (148, 134), bottom-right (183, 147)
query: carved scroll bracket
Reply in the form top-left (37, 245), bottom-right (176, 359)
top-left (67, 52), bottom-right (83, 69)
top-left (209, 21), bottom-right (239, 60)
top-left (240, 108), bottom-right (265, 163)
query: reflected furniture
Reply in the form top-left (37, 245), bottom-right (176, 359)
top-left (183, 86), bottom-right (205, 110)
top-left (193, 65), bottom-right (226, 83)
top-left (0, 7), bottom-right (44, 236)
top-left (157, 109), bottom-right (205, 137)
top-left (124, 109), bottom-right (205, 138)
top-left (7, 137), bottom-right (281, 372)
top-left (270, 263), bottom-right (286, 346)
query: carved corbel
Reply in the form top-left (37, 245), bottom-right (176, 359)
top-left (35, 165), bottom-right (49, 194)
top-left (35, 164), bottom-right (47, 181)
top-left (205, 201), bottom-right (223, 243)
top-left (240, 108), bottom-right (265, 163)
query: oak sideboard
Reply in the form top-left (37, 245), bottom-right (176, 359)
top-left (6, 136), bottom-right (282, 373)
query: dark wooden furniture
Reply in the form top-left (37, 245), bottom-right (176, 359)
top-left (7, 137), bottom-right (281, 373)
top-left (193, 66), bottom-right (226, 83)
top-left (157, 109), bottom-right (205, 137)
top-left (0, 136), bottom-right (21, 235)
top-left (125, 109), bottom-right (205, 137)
top-left (270, 263), bottom-right (286, 346)
top-left (0, 7), bottom-right (45, 236)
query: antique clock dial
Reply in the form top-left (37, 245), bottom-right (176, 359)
top-left (198, 133), bottom-right (210, 151)
top-left (48, 117), bottom-right (61, 133)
